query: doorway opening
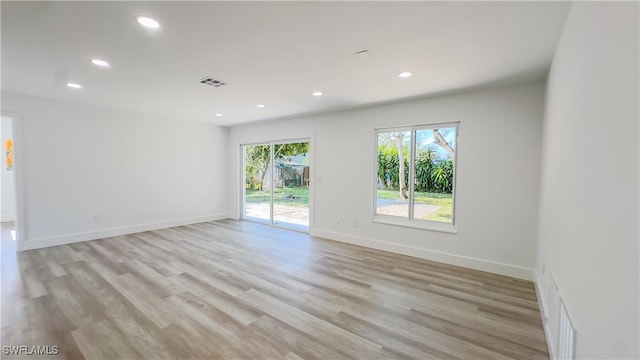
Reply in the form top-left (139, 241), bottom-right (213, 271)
top-left (242, 139), bottom-right (311, 232)
top-left (1, 114), bottom-right (18, 258)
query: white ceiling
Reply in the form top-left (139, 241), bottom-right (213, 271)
top-left (1, 1), bottom-right (570, 126)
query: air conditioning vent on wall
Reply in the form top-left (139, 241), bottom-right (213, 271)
top-left (547, 274), bottom-right (576, 360)
top-left (199, 77), bottom-right (228, 87)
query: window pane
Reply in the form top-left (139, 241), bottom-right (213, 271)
top-left (376, 130), bottom-right (410, 217)
top-left (244, 144), bottom-right (271, 222)
top-left (273, 142), bottom-right (310, 230)
top-left (414, 127), bottom-right (456, 223)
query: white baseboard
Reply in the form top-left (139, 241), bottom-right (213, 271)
top-left (17, 213), bottom-right (229, 251)
top-left (534, 271), bottom-right (556, 360)
top-left (311, 228), bottom-right (535, 281)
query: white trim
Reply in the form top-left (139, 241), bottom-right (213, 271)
top-left (376, 121), bottom-right (459, 132)
top-left (308, 134), bottom-right (315, 232)
top-left (1, 112), bottom-right (27, 245)
top-left (372, 128), bottom-right (379, 218)
top-left (450, 125), bottom-right (459, 223)
top-left (408, 129), bottom-right (416, 220)
top-left (240, 144), bottom-right (248, 221)
top-left (269, 142), bottom-right (275, 225)
top-left (311, 228), bottom-right (534, 280)
top-left (373, 123), bottom-right (459, 226)
top-left (17, 213), bottom-right (229, 251)
top-left (372, 216), bottom-right (457, 233)
top-left (535, 271), bottom-right (549, 322)
top-left (535, 271), bottom-right (556, 360)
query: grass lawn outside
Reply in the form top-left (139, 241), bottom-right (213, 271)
top-left (245, 187), bottom-right (309, 207)
top-left (246, 187), bottom-right (451, 222)
top-left (377, 189), bottom-right (453, 222)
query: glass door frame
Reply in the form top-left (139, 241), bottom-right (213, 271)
top-left (241, 142), bottom-right (272, 225)
top-left (241, 137), bottom-right (312, 233)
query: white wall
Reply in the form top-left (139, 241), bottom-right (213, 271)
top-left (536, 2), bottom-right (639, 359)
top-left (230, 81), bottom-right (545, 279)
top-left (1, 116), bottom-right (17, 222)
top-left (1, 92), bottom-right (230, 250)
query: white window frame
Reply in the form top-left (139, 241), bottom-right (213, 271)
top-left (372, 122), bottom-right (459, 233)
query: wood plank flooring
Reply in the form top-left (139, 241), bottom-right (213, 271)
top-left (1, 220), bottom-right (549, 359)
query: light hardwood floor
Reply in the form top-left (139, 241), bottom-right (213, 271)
top-left (1, 220), bottom-right (548, 359)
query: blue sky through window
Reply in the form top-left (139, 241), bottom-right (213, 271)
top-left (416, 127), bottom-right (456, 160)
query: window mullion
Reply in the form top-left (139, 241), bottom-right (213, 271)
top-left (408, 129), bottom-right (416, 220)
top-left (270, 142), bottom-right (275, 225)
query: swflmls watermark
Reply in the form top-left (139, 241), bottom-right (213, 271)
top-left (2, 345), bottom-right (60, 356)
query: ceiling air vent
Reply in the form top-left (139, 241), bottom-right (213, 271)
top-left (199, 77), bottom-right (228, 87)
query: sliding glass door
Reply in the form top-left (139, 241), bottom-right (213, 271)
top-left (243, 144), bottom-right (272, 223)
top-left (272, 142), bottom-right (309, 231)
top-left (242, 140), bottom-right (310, 231)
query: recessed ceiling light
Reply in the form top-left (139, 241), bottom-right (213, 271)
top-left (312, 91), bottom-right (323, 96)
top-left (136, 16), bottom-right (160, 29)
top-left (66, 82), bottom-right (82, 89)
top-left (90, 59), bottom-right (110, 68)
top-left (398, 71), bottom-right (413, 78)
top-left (256, 104), bottom-right (265, 108)
top-left (216, 113), bottom-right (223, 117)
